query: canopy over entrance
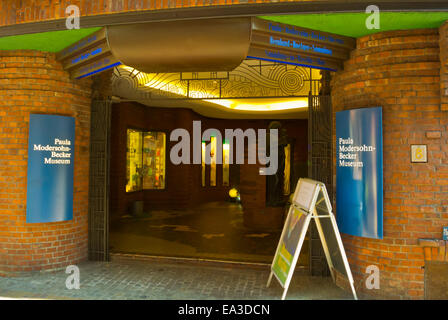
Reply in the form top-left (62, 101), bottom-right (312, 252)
top-left (56, 17), bottom-right (355, 80)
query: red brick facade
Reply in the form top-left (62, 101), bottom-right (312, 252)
top-left (0, 50), bottom-right (91, 275)
top-left (1, 3), bottom-right (448, 299)
top-left (440, 21), bottom-right (448, 111)
top-left (0, 0), bottom-right (292, 27)
top-left (332, 29), bottom-right (448, 299)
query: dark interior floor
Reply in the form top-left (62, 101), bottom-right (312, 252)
top-left (110, 201), bottom-right (309, 265)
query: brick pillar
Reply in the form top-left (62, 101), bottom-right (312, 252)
top-left (440, 21), bottom-right (448, 111)
top-left (0, 50), bottom-right (92, 275)
top-left (332, 29), bottom-right (448, 299)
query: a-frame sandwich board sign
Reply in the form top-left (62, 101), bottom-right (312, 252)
top-left (267, 178), bottom-right (358, 300)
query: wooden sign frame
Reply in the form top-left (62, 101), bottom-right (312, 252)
top-left (267, 178), bottom-right (357, 300)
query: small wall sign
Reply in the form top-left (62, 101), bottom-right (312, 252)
top-left (411, 145), bottom-right (427, 163)
top-left (443, 227), bottom-right (448, 241)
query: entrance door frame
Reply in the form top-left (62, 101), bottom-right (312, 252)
top-left (308, 70), bottom-right (333, 276)
top-left (87, 62), bottom-right (335, 270)
top-left (88, 97), bottom-right (112, 261)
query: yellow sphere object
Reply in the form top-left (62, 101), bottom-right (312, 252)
top-left (229, 188), bottom-right (238, 198)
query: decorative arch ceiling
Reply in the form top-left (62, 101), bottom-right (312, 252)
top-left (110, 60), bottom-right (321, 119)
top-left (113, 60), bottom-right (320, 100)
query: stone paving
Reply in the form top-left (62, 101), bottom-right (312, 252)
top-left (0, 257), bottom-right (353, 300)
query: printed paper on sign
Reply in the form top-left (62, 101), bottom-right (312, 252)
top-left (292, 179), bottom-right (317, 212)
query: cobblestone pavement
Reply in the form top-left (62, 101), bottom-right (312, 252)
top-left (0, 258), bottom-right (353, 300)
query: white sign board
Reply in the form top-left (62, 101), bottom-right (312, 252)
top-left (267, 178), bottom-right (357, 300)
top-left (292, 178), bottom-right (318, 212)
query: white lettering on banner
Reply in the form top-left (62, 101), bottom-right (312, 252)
top-left (33, 138), bottom-right (73, 165)
top-left (338, 137), bottom-right (376, 168)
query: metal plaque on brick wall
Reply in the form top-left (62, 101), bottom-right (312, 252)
top-left (26, 114), bottom-right (75, 223)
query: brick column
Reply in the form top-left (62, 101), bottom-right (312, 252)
top-left (440, 21), bottom-right (448, 111)
top-left (0, 50), bottom-right (92, 275)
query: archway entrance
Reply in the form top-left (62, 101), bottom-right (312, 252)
top-left (58, 17), bottom-right (354, 268)
top-left (107, 62), bottom-right (318, 264)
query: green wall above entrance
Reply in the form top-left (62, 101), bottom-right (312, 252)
top-left (262, 12), bottom-right (448, 37)
top-left (1, 12), bottom-right (448, 51)
top-left (0, 27), bottom-right (100, 52)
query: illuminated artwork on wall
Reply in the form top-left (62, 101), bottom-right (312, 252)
top-left (126, 129), bottom-right (166, 192)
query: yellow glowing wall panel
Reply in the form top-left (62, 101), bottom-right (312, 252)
top-left (143, 132), bottom-right (166, 190)
top-left (210, 136), bottom-right (217, 187)
top-left (284, 144), bottom-right (291, 195)
top-left (126, 129), bottom-right (143, 192)
top-left (201, 142), bottom-right (206, 187)
top-left (126, 129), bottom-right (166, 192)
top-left (223, 141), bottom-right (230, 186)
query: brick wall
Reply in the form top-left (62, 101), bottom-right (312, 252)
top-left (0, 50), bottom-right (92, 275)
top-left (440, 21), bottom-right (448, 111)
top-left (110, 102), bottom-right (200, 216)
top-left (331, 29), bottom-right (448, 299)
top-left (0, 0), bottom-right (293, 27)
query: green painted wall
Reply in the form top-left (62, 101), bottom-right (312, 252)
top-left (1, 12), bottom-right (448, 52)
top-left (261, 12), bottom-right (448, 37)
top-left (0, 28), bottom-right (100, 52)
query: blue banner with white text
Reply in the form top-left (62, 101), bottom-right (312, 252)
top-left (26, 114), bottom-right (75, 223)
top-left (336, 107), bottom-right (383, 239)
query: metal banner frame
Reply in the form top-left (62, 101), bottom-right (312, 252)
top-left (267, 178), bottom-right (357, 300)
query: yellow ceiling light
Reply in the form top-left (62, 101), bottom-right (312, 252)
top-left (118, 65), bottom-right (309, 112)
top-left (203, 98), bottom-right (308, 111)
top-left (142, 76), bottom-right (208, 98)
top-left (120, 65), bottom-right (140, 77)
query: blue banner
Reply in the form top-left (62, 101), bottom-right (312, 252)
top-left (26, 114), bottom-right (75, 223)
top-left (336, 107), bottom-right (383, 239)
